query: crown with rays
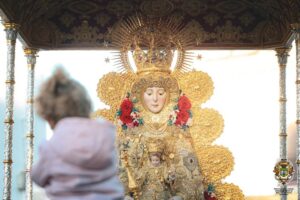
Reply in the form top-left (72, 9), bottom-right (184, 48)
top-left (111, 14), bottom-right (195, 77)
top-left (132, 34), bottom-right (173, 75)
top-left (147, 138), bottom-right (165, 153)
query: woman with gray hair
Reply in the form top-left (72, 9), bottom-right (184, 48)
top-left (31, 68), bottom-right (124, 200)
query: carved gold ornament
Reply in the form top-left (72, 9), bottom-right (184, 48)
top-left (178, 70), bottom-right (214, 105)
top-left (215, 183), bottom-right (245, 200)
top-left (196, 145), bottom-right (234, 183)
top-left (97, 72), bottom-right (135, 108)
top-left (191, 108), bottom-right (224, 146)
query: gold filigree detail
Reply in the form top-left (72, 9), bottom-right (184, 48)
top-left (204, 13), bottom-right (220, 27)
top-left (96, 13), bottom-right (111, 27)
top-left (291, 23), bottom-right (300, 31)
top-left (3, 160), bottom-right (13, 164)
top-left (140, 0), bottom-right (174, 17)
top-left (97, 72), bottom-right (135, 108)
top-left (26, 99), bottom-right (34, 104)
top-left (191, 108), bottom-right (224, 146)
top-left (24, 48), bottom-right (38, 56)
top-left (26, 133), bottom-right (34, 138)
top-left (215, 20), bottom-right (242, 42)
top-left (239, 12), bottom-right (255, 26)
top-left (182, 20), bottom-right (207, 46)
top-left (107, 0), bottom-right (133, 16)
top-left (60, 13), bottom-right (75, 27)
top-left (182, 0), bottom-right (208, 16)
top-left (178, 70), bottom-right (214, 105)
top-left (91, 108), bottom-right (115, 122)
top-left (4, 119), bottom-right (14, 125)
top-left (4, 22), bottom-right (19, 30)
top-left (5, 80), bottom-right (15, 85)
top-left (197, 146), bottom-right (234, 183)
top-left (215, 183), bottom-right (245, 200)
top-left (59, 20), bottom-right (104, 44)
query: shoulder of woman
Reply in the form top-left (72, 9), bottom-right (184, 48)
top-left (95, 117), bottom-right (115, 129)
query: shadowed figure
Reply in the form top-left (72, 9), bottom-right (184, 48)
top-left (31, 68), bottom-right (124, 200)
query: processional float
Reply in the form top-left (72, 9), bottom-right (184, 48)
top-left (94, 15), bottom-right (244, 200)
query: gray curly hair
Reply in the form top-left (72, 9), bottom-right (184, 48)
top-left (35, 68), bottom-right (92, 123)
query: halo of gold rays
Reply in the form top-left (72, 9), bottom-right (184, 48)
top-left (111, 14), bottom-right (195, 76)
top-left (94, 14), bottom-right (244, 200)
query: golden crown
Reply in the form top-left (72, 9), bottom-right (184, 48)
top-left (133, 34), bottom-right (173, 75)
top-left (147, 139), bottom-right (165, 153)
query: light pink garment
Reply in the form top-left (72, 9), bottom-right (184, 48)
top-left (31, 117), bottom-right (124, 200)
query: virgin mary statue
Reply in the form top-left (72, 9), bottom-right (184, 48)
top-left (94, 15), bottom-right (245, 200)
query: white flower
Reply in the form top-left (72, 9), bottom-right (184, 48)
top-left (186, 118), bottom-right (193, 126)
top-left (130, 112), bottom-right (136, 117)
top-left (168, 110), bottom-right (177, 124)
top-left (118, 119), bottom-right (123, 126)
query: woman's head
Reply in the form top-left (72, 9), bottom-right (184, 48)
top-left (131, 74), bottom-right (179, 113)
top-left (35, 68), bottom-right (92, 128)
top-left (143, 87), bottom-right (167, 113)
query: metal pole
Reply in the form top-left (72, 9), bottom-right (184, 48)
top-left (276, 46), bottom-right (291, 200)
top-left (2, 22), bottom-right (19, 200)
top-left (292, 23), bottom-right (300, 200)
top-left (24, 48), bottom-right (38, 200)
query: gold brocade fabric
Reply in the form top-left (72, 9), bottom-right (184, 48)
top-left (94, 71), bottom-right (245, 199)
top-left (118, 118), bottom-right (205, 199)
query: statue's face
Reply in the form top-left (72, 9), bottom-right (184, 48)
top-left (143, 87), bottom-right (167, 113)
top-left (150, 154), bottom-right (161, 167)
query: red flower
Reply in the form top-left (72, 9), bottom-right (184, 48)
top-left (120, 114), bottom-right (133, 124)
top-left (120, 98), bottom-right (133, 115)
top-left (204, 191), bottom-right (217, 200)
top-left (133, 121), bottom-right (139, 127)
top-left (178, 95), bottom-right (191, 111)
top-left (175, 111), bottom-right (189, 125)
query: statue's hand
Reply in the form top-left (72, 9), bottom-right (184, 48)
top-left (169, 196), bottom-right (183, 200)
top-left (167, 169), bottom-right (176, 182)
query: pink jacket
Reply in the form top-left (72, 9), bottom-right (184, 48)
top-left (31, 117), bottom-right (124, 200)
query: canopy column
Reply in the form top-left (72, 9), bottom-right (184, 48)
top-left (2, 22), bottom-right (19, 200)
top-left (24, 48), bottom-right (38, 200)
top-left (275, 46), bottom-right (292, 200)
top-left (276, 47), bottom-right (291, 160)
top-left (291, 22), bottom-right (300, 199)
